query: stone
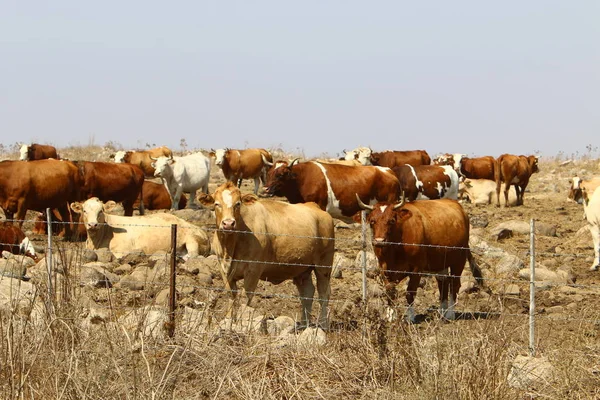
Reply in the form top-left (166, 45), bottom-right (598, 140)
top-left (95, 248), bottom-right (114, 263)
top-left (267, 315), bottom-right (296, 336)
top-left (80, 262), bottom-right (118, 288)
top-left (502, 284), bottom-right (521, 296)
top-left (0, 258), bottom-right (28, 279)
top-left (0, 278), bottom-right (36, 311)
top-left (332, 253), bottom-right (352, 279)
top-left (470, 215), bottom-right (489, 228)
top-left (118, 250), bottom-right (146, 265)
top-left (114, 263), bottom-right (133, 275)
top-left (355, 251), bottom-right (379, 278)
top-left (297, 327), bottom-right (327, 347)
top-left (495, 254), bottom-right (524, 276)
top-left (507, 355), bottom-right (555, 390)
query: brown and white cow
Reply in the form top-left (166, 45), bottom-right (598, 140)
top-left (19, 143), bottom-right (59, 161)
top-left (344, 147), bottom-right (431, 168)
top-left (0, 159), bottom-right (82, 237)
top-left (568, 176), bottom-right (600, 204)
top-left (495, 154), bottom-right (539, 207)
top-left (111, 146), bottom-right (173, 177)
top-left (75, 161), bottom-right (145, 216)
top-left (433, 153), bottom-right (467, 172)
top-left (263, 160), bottom-right (401, 220)
top-left (70, 198), bottom-right (210, 258)
top-left (0, 222), bottom-right (37, 260)
top-left (357, 195), bottom-right (483, 322)
top-left (133, 180), bottom-right (187, 211)
top-left (210, 148), bottom-right (273, 194)
top-left (391, 165), bottom-right (459, 201)
top-left (198, 182), bottom-right (334, 328)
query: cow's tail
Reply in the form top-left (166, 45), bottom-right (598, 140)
top-left (467, 249), bottom-right (484, 288)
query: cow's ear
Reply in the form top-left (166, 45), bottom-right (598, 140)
top-left (398, 209), bottom-right (412, 221)
top-left (197, 193), bottom-right (215, 209)
top-left (109, 153), bottom-right (115, 159)
top-left (241, 194), bottom-right (259, 205)
top-left (70, 202), bottom-right (83, 214)
top-left (104, 201), bottom-right (118, 212)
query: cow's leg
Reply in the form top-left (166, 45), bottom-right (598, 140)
top-left (513, 185), bottom-right (522, 206)
top-left (55, 204), bottom-right (73, 239)
top-left (313, 265), bottom-right (332, 329)
top-left (405, 274), bottom-right (421, 323)
top-left (253, 177), bottom-right (260, 195)
top-left (171, 185), bottom-right (184, 210)
top-left (122, 199), bottom-right (134, 216)
top-left (187, 189), bottom-right (197, 209)
top-left (436, 268), bottom-right (452, 319)
top-left (293, 270), bottom-right (316, 328)
top-left (590, 225), bottom-right (600, 271)
top-left (503, 182), bottom-right (511, 207)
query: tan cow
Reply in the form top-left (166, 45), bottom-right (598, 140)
top-left (581, 186), bottom-right (600, 271)
top-left (210, 148), bottom-right (273, 194)
top-left (111, 146), bottom-right (173, 177)
top-left (460, 178), bottom-right (518, 206)
top-left (198, 181), bottom-right (334, 328)
top-left (70, 198), bottom-right (210, 258)
top-left (568, 176), bottom-right (600, 204)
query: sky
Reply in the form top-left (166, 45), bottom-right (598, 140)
top-left (1, 1), bottom-right (598, 159)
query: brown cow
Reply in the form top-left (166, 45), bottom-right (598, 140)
top-left (75, 161), bottom-right (145, 216)
top-left (391, 164), bottom-right (459, 201)
top-left (20, 143), bottom-right (59, 161)
top-left (0, 159), bottom-right (81, 237)
top-left (495, 154), bottom-right (539, 207)
top-left (133, 180), bottom-right (187, 211)
top-left (459, 156), bottom-right (496, 180)
top-left (344, 147), bottom-right (431, 167)
top-left (210, 148), bottom-right (274, 194)
top-left (111, 146), bottom-right (173, 177)
top-left (0, 222), bottom-right (38, 261)
top-left (568, 176), bottom-right (600, 204)
top-left (263, 160), bottom-right (401, 220)
top-left (357, 195), bottom-right (483, 322)
top-left (198, 182), bottom-right (334, 328)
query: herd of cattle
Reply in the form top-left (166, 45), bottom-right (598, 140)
top-left (1, 143), bottom-right (599, 327)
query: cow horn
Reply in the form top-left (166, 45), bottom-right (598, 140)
top-left (355, 194), bottom-right (374, 211)
top-left (290, 158), bottom-right (300, 166)
top-left (210, 148), bottom-right (215, 153)
top-left (149, 155), bottom-right (157, 161)
top-left (393, 191), bottom-right (406, 209)
top-left (261, 154), bottom-right (273, 166)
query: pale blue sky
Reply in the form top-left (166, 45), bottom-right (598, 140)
top-left (1, 1), bottom-right (598, 158)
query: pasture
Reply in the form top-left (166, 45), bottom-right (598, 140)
top-left (1, 144), bottom-right (600, 399)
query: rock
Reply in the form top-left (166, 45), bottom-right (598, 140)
top-left (118, 264), bottom-right (167, 292)
top-left (355, 251), bottom-right (379, 278)
top-left (332, 253), bottom-right (352, 279)
top-left (2, 252), bottom-right (36, 269)
top-left (267, 316), bottom-right (296, 336)
top-left (114, 263), bottom-right (133, 275)
top-left (491, 228), bottom-right (512, 241)
top-left (518, 267), bottom-right (574, 285)
top-left (0, 258), bottom-right (28, 280)
top-left (95, 248), bottom-right (114, 263)
top-left (177, 275), bottom-right (197, 295)
top-left (469, 215), bottom-right (489, 228)
top-left (491, 220), bottom-right (557, 237)
top-left (80, 262), bottom-right (119, 288)
top-left (495, 254), bottom-right (524, 276)
top-left (368, 283), bottom-right (385, 298)
top-left (0, 277), bottom-right (36, 311)
top-left (196, 272), bottom-right (213, 286)
top-left (149, 251), bottom-right (169, 262)
top-left (334, 220), bottom-right (359, 229)
top-left (118, 306), bottom-right (168, 340)
top-left (502, 284), bottom-right (521, 296)
top-left (118, 250), bottom-right (146, 265)
top-left (180, 256), bottom-right (213, 276)
top-left (297, 327), bottom-right (327, 347)
top-left (507, 355), bottom-right (555, 389)
top-left (154, 288), bottom-right (171, 306)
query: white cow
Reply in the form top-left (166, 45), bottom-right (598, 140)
top-left (70, 198), bottom-right (210, 258)
top-left (343, 146), bottom-right (372, 165)
top-left (582, 186), bottom-right (600, 271)
top-left (151, 152), bottom-right (211, 210)
top-left (459, 178), bottom-right (518, 206)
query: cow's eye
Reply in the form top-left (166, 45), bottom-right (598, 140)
top-left (234, 201), bottom-right (241, 208)
top-left (214, 202), bottom-right (221, 208)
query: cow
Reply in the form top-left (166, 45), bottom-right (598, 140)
top-left (390, 165), bottom-right (459, 201)
top-left (198, 181), bottom-right (334, 328)
top-left (19, 143), bottom-right (59, 161)
top-left (0, 159), bottom-right (82, 238)
top-left (459, 178), bottom-right (518, 206)
top-left (568, 176), bottom-right (600, 204)
top-left (210, 148), bottom-right (273, 194)
top-left (433, 153), bottom-right (467, 173)
top-left (70, 198), bottom-right (210, 258)
top-left (151, 152), bottom-right (211, 210)
top-left (111, 146), bottom-right (173, 177)
top-left (357, 195), bottom-right (483, 322)
top-left (0, 222), bottom-right (37, 261)
top-left (32, 208), bottom-right (87, 240)
top-left (75, 161), bottom-right (145, 216)
top-left (345, 147), bottom-right (431, 168)
top-left (581, 186), bottom-right (600, 271)
top-left (263, 160), bottom-right (401, 220)
top-left (133, 180), bottom-right (187, 211)
top-left (342, 147), bottom-right (372, 164)
top-left (495, 154), bottom-right (539, 207)
top-left (458, 156), bottom-right (496, 180)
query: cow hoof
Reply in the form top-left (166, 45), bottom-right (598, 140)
top-left (590, 264), bottom-right (599, 272)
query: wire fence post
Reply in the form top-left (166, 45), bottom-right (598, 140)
top-left (45, 208), bottom-right (55, 316)
top-left (168, 224), bottom-right (177, 338)
top-left (529, 218), bottom-right (536, 357)
top-left (361, 210), bottom-right (368, 303)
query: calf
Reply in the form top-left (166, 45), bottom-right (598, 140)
top-left (151, 152), bottom-right (211, 210)
top-left (19, 144), bottom-right (59, 161)
top-left (70, 198), bottom-right (210, 258)
top-left (391, 164), bottom-right (459, 201)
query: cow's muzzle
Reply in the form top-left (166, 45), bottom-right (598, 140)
top-left (372, 238), bottom-right (386, 247)
top-left (220, 219), bottom-right (236, 231)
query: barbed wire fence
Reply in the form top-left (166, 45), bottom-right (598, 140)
top-left (3, 209), bottom-right (600, 353)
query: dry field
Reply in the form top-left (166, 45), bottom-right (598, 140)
top-left (1, 145), bottom-right (600, 399)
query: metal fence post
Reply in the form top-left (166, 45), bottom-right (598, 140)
top-left (529, 218), bottom-right (536, 357)
top-left (361, 210), bottom-right (368, 302)
top-left (45, 208), bottom-right (55, 316)
top-left (168, 224), bottom-right (177, 338)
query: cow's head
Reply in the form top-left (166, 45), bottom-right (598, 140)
top-left (70, 198), bottom-right (117, 231)
top-left (568, 176), bottom-right (584, 203)
top-left (528, 155), bottom-right (540, 174)
top-left (198, 182), bottom-right (258, 232)
top-left (213, 148), bottom-right (229, 166)
top-left (357, 193), bottom-right (408, 247)
top-left (19, 144), bottom-right (29, 161)
top-left (112, 151), bottom-right (130, 163)
top-left (150, 155), bottom-right (174, 177)
top-left (342, 149), bottom-right (358, 161)
top-left (263, 159), bottom-right (299, 197)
